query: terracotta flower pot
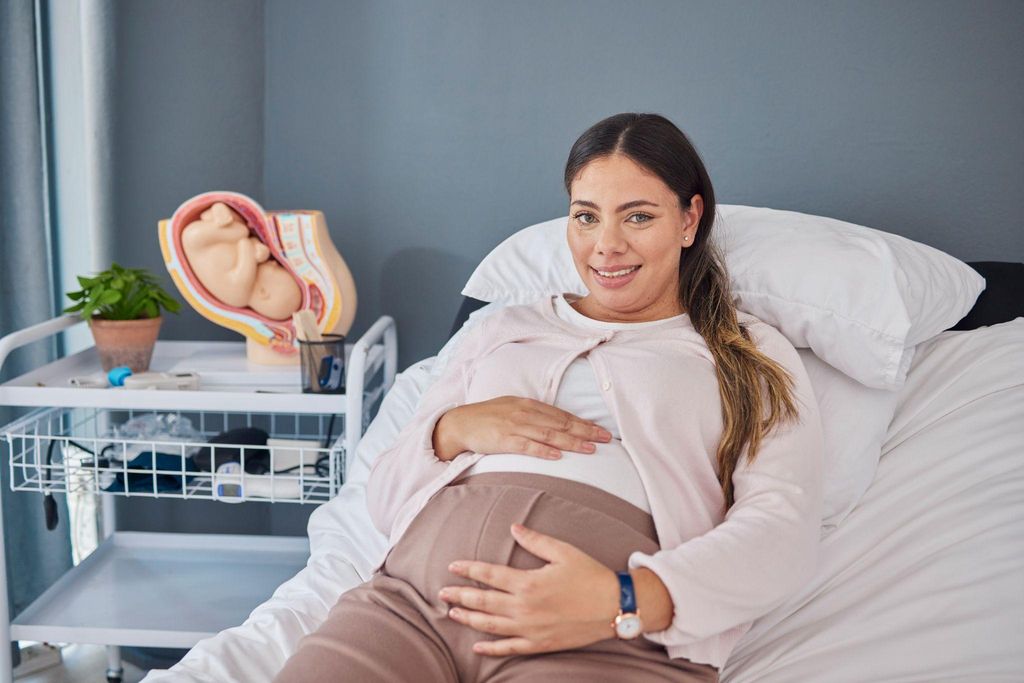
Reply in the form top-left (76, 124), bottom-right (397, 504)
top-left (88, 316), bottom-right (163, 372)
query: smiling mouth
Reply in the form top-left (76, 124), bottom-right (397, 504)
top-left (591, 265), bottom-right (641, 278)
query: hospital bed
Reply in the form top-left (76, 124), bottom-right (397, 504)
top-left (143, 260), bottom-right (1024, 682)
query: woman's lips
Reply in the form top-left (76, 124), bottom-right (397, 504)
top-left (590, 265), bottom-right (641, 289)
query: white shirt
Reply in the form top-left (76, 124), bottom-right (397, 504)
top-left (455, 294), bottom-right (689, 513)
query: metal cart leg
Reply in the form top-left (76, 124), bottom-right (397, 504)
top-left (98, 411), bottom-right (123, 681)
top-left (105, 644), bottom-right (124, 682)
top-left (0, 479), bottom-right (13, 683)
top-left (100, 489), bottom-right (124, 681)
top-left (100, 487), bottom-right (116, 538)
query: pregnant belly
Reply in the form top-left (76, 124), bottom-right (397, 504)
top-left (382, 471), bottom-right (659, 610)
top-left (453, 440), bottom-right (651, 514)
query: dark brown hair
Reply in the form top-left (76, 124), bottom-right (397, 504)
top-left (564, 113), bottom-right (800, 512)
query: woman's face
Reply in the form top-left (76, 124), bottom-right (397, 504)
top-left (566, 153), bottom-right (702, 323)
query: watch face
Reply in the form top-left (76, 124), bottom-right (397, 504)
top-left (615, 614), bottom-right (642, 639)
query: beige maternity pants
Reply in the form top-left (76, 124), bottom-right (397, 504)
top-left (273, 471), bottom-right (720, 682)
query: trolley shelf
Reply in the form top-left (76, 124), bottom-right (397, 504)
top-left (10, 531), bottom-right (310, 648)
top-left (0, 339), bottom-right (387, 415)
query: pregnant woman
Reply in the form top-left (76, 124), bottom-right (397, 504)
top-left (274, 113), bottom-right (824, 682)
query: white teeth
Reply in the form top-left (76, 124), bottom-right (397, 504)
top-left (595, 266), bottom-right (639, 278)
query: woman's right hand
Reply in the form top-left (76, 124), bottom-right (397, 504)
top-left (433, 396), bottom-right (613, 463)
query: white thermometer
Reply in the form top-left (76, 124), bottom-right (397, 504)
top-left (122, 371), bottom-right (201, 390)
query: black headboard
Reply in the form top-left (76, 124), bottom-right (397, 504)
top-left (448, 296), bottom-right (490, 340)
top-left (946, 262), bottom-right (1023, 331)
top-left (447, 261), bottom-right (1023, 342)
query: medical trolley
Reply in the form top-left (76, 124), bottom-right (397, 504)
top-left (0, 313), bottom-right (397, 682)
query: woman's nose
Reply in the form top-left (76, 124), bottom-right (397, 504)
top-left (595, 224), bottom-right (628, 253)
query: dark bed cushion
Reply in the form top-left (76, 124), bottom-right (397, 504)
top-left (448, 296), bottom-right (490, 340)
top-left (446, 261), bottom-right (1022, 342)
top-left (948, 262), bottom-right (1024, 331)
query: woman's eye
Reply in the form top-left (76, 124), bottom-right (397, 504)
top-left (573, 212), bottom-right (596, 225)
top-left (628, 213), bottom-right (653, 224)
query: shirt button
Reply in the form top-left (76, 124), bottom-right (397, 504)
top-left (602, 380), bottom-right (611, 391)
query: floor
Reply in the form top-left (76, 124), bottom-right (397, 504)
top-left (16, 644), bottom-right (149, 683)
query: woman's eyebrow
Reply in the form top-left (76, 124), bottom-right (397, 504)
top-left (571, 199), bottom-right (660, 212)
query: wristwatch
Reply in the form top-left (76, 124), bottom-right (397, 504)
top-left (611, 571), bottom-right (643, 640)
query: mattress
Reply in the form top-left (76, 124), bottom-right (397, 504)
top-left (142, 317), bottom-right (1024, 682)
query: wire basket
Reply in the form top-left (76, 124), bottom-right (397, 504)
top-left (3, 406), bottom-right (347, 504)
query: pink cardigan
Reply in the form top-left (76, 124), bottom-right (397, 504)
top-left (367, 294), bottom-right (824, 670)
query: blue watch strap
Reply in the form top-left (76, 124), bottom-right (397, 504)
top-left (616, 571), bottom-right (637, 613)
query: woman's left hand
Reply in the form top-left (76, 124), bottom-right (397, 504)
top-left (438, 523), bottom-right (621, 656)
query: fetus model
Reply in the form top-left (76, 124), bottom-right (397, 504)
top-left (159, 191), bottom-right (357, 365)
top-left (181, 202), bottom-right (303, 319)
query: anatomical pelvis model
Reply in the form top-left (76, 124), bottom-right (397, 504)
top-left (159, 191), bottom-right (357, 364)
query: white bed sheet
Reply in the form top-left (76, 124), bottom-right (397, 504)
top-left (143, 318), bottom-right (1024, 682)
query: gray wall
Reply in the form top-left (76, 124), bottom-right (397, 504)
top-left (62, 0), bottom-right (1024, 537)
top-left (265, 0), bottom-right (1024, 372)
top-left (102, 1), bottom-right (316, 536)
top-left (112, 0), bottom-right (265, 345)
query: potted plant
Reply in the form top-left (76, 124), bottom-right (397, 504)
top-left (64, 263), bottom-right (182, 372)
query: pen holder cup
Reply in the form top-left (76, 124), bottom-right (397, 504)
top-left (299, 334), bottom-right (346, 394)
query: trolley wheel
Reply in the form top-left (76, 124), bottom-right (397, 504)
top-left (106, 677), bottom-right (122, 683)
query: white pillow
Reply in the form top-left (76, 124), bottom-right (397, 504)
top-left (796, 348), bottom-right (899, 532)
top-left (434, 304), bottom-right (897, 532)
top-left (461, 205), bottom-right (986, 390)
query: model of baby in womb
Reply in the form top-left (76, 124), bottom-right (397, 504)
top-left (159, 191), bottom-right (357, 365)
top-left (181, 202), bottom-right (303, 320)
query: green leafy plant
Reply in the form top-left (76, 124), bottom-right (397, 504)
top-left (64, 263), bottom-right (182, 321)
